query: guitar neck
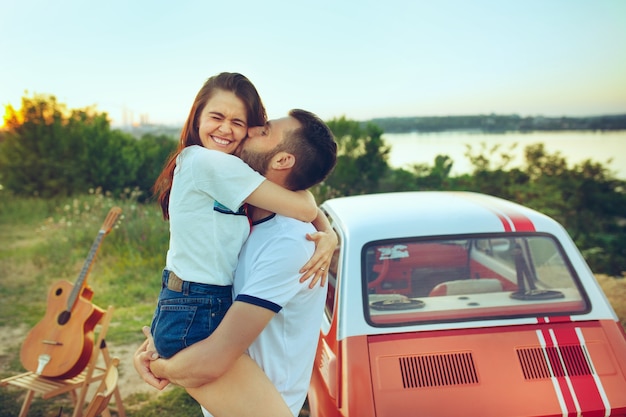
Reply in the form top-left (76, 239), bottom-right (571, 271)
top-left (62, 206), bottom-right (121, 312)
top-left (66, 230), bottom-right (106, 311)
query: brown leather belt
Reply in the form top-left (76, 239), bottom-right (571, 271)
top-left (167, 270), bottom-right (184, 292)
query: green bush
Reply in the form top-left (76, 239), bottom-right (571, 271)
top-left (0, 94), bottom-right (177, 199)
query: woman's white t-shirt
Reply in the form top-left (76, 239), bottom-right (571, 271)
top-left (166, 145), bottom-right (265, 285)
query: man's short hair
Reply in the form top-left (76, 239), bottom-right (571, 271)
top-left (280, 109), bottom-right (337, 191)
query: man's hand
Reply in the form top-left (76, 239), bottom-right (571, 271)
top-left (133, 327), bottom-right (170, 390)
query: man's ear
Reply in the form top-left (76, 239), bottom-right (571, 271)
top-left (271, 152), bottom-right (295, 170)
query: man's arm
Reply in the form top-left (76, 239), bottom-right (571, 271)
top-left (149, 301), bottom-right (274, 388)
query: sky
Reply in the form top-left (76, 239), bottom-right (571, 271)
top-left (1, 0), bottom-right (625, 127)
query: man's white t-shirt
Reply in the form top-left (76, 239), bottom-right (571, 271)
top-left (166, 145), bottom-right (264, 285)
top-left (202, 214), bottom-right (327, 416)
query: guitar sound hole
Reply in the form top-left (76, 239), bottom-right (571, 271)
top-left (55, 288), bottom-right (63, 296)
top-left (57, 310), bottom-right (71, 325)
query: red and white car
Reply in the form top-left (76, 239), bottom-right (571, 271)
top-left (308, 191), bottom-right (626, 417)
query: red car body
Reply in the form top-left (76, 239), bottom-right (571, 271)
top-left (308, 191), bottom-right (626, 417)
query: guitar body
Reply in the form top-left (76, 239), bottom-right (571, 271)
top-left (20, 280), bottom-right (105, 379)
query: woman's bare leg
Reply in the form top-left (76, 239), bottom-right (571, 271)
top-left (186, 354), bottom-right (292, 417)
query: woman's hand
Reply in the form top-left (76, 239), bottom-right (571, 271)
top-left (299, 229), bottom-right (338, 288)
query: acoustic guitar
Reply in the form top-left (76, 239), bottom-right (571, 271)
top-left (20, 206), bottom-right (122, 379)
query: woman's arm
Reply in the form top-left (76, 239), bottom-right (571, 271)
top-left (197, 149), bottom-right (318, 223)
top-left (245, 180), bottom-right (318, 222)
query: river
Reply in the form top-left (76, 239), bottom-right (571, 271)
top-left (383, 130), bottom-right (626, 180)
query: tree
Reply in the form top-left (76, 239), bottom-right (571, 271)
top-left (325, 116), bottom-right (390, 196)
top-left (514, 144), bottom-right (626, 275)
top-left (134, 133), bottom-right (178, 199)
top-left (1, 94), bottom-right (81, 196)
top-left (0, 93), bottom-right (156, 197)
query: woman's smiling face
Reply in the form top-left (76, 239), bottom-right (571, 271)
top-left (197, 89), bottom-right (248, 154)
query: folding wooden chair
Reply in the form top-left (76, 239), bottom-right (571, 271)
top-left (82, 357), bottom-right (120, 417)
top-left (1, 306), bottom-right (126, 417)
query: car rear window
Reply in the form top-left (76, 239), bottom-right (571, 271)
top-left (362, 233), bottom-right (589, 326)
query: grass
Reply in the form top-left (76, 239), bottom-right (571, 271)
top-left (0, 189), bottom-right (167, 345)
top-left (0, 190), bottom-right (195, 416)
top-left (1, 191), bottom-right (624, 416)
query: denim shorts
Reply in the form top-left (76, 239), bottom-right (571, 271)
top-left (150, 270), bottom-right (233, 359)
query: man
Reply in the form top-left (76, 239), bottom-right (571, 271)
top-left (134, 109), bottom-right (338, 416)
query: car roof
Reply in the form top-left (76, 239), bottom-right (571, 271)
top-left (321, 191), bottom-right (565, 244)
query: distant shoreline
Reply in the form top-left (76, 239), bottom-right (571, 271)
top-left (365, 113), bottom-right (626, 134)
top-left (117, 113), bottom-right (626, 138)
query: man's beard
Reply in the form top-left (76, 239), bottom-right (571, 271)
top-left (239, 148), bottom-right (274, 175)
